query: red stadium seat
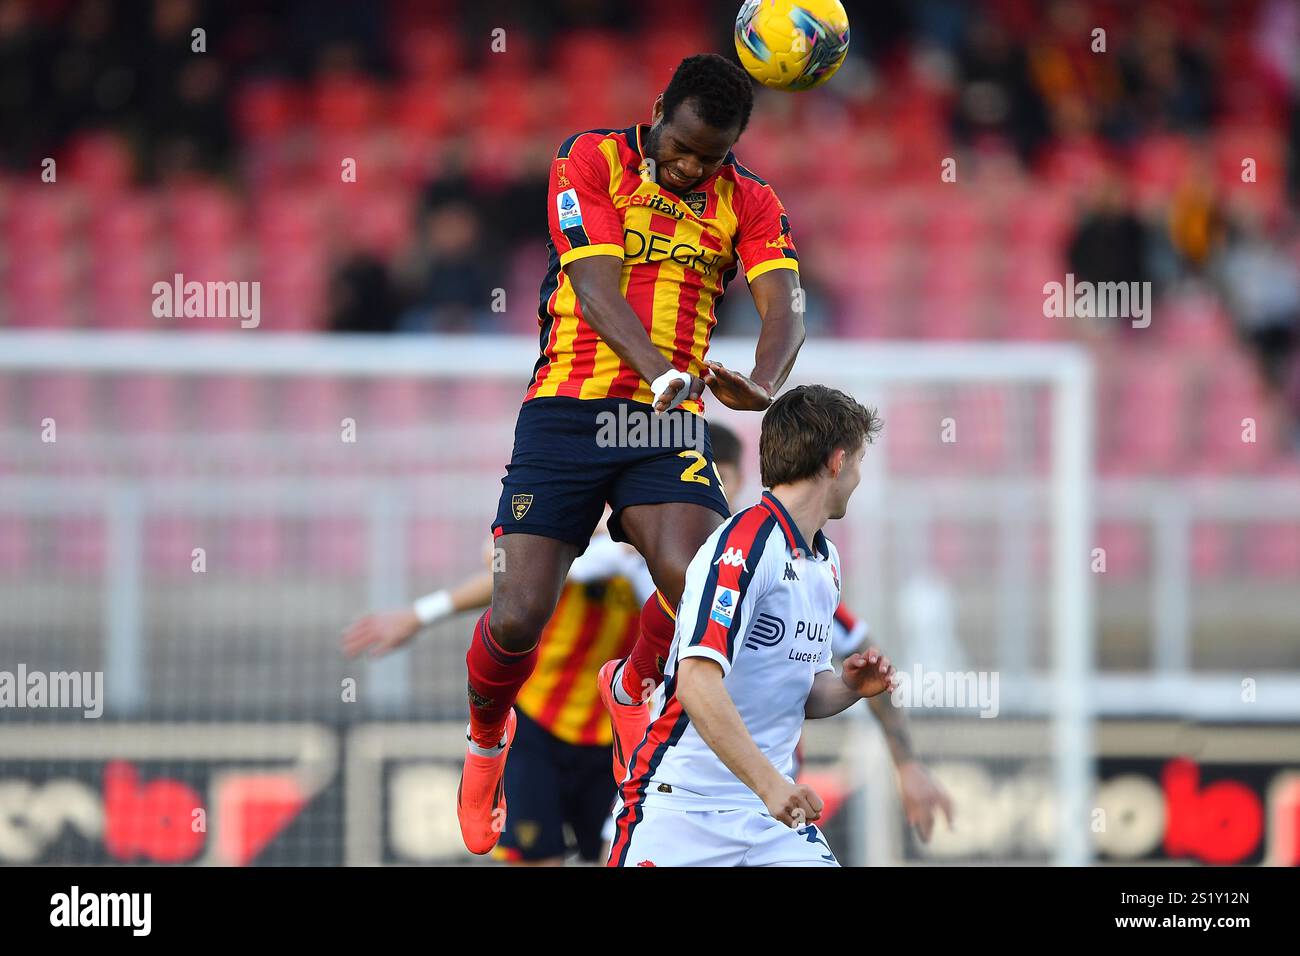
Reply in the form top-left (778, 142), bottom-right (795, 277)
top-left (5, 253), bottom-right (77, 328)
top-left (64, 131), bottom-right (135, 195)
top-left (396, 28), bottom-right (464, 82)
top-left (111, 376), bottom-right (177, 433)
top-left (304, 516), bottom-right (367, 576)
top-left (0, 516), bottom-right (32, 572)
top-left (313, 75), bottom-right (387, 133)
top-left (920, 194), bottom-right (988, 248)
top-left (336, 187), bottom-right (415, 259)
top-left (1193, 359), bottom-right (1276, 473)
top-left (275, 376), bottom-right (348, 431)
top-left (1094, 521), bottom-right (1149, 579)
top-left (1107, 354), bottom-right (1185, 474)
top-left (143, 515), bottom-right (202, 575)
top-left (222, 516), bottom-right (283, 575)
top-left (915, 291), bottom-right (984, 341)
top-left (4, 188), bottom-right (75, 251)
top-left (90, 194), bottom-right (159, 254)
top-left (929, 521), bottom-right (971, 578)
top-left (52, 516), bottom-right (106, 577)
top-left (1190, 523), bottom-right (1232, 581)
top-left (366, 379), bottom-right (429, 428)
top-left (1131, 135), bottom-right (1194, 206)
top-left (394, 80), bottom-right (451, 137)
top-left (194, 376), bottom-right (264, 432)
top-left (165, 184), bottom-right (243, 255)
top-left (1244, 522), bottom-right (1300, 579)
top-left (254, 190), bottom-right (330, 250)
top-left (27, 373), bottom-right (96, 432)
top-left (1155, 293), bottom-right (1234, 352)
top-left (639, 29), bottom-right (712, 91)
top-left (233, 81), bottom-right (305, 140)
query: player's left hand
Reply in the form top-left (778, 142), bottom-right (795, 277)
top-left (341, 608), bottom-right (420, 659)
top-left (840, 646), bottom-right (897, 699)
top-left (897, 760), bottom-right (954, 843)
top-left (701, 361), bottom-right (773, 411)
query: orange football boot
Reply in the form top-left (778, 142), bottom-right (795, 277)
top-left (598, 659), bottom-right (650, 785)
top-left (456, 707), bottom-right (517, 855)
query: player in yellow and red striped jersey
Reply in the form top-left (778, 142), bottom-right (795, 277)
top-left (460, 53), bottom-right (808, 855)
top-left (342, 527), bottom-right (650, 864)
top-left (526, 118), bottom-right (796, 410)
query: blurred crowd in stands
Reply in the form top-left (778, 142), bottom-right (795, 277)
top-left (2, 0), bottom-right (1300, 458)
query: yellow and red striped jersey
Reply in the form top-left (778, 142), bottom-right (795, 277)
top-left (526, 124), bottom-right (798, 413)
top-left (515, 575), bottom-right (641, 746)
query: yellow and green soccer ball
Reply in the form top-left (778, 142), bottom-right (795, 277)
top-left (734, 0), bottom-right (851, 92)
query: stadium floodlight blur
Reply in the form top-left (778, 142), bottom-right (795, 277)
top-left (0, 0), bottom-right (1297, 867)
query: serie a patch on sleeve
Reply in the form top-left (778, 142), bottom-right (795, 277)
top-left (557, 188), bottom-right (583, 230)
top-left (710, 586), bottom-right (739, 626)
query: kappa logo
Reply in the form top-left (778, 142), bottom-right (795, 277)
top-left (511, 494), bottom-right (533, 520)
top-left (783, 562), bottom-right (798, 581)
top-left (715, 547), bottom-right (748, 570)
top-left (683, 191), bottom-right (707, 216)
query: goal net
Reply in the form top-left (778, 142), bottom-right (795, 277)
top-left (0, 332), bottom-right (1093, 866)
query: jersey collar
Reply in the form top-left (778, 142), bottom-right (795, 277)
top-left (627, 124), bottom-right (647, 159)
top-left (760, 490), bottom-right (829, 561)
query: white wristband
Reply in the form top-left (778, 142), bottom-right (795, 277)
top-left (413, 590), bottom-right (453, 626)
top-left (649, 369), bottom-right (693, 412)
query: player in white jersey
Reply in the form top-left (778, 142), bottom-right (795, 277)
top-left (608, 385), bottom-right (894, 867)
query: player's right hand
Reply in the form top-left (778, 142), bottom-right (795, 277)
top-left (761, 779), bottom-right (823, 828)
top-left (341, 608), bottom-right (421, 659)
top-left (650, 368), bottom-right (705, 414)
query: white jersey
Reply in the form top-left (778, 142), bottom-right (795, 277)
top-left (620, 490), bottom-right (842, 813)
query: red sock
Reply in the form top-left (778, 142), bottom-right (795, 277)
top-left (465, 610), bottom-right (537, 748)
top-left (620, 591), bottom-right (676, 702)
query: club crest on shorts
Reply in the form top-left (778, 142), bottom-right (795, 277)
top-left (512, 494), bottom-right (534, 520)
top-left (515, 820), bottom-right (539, 849)
top-left (683, 191), bottom-right (707, 216)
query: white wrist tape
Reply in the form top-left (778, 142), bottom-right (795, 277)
top-left (650, 369), bottom-right (693, 412)
top-left (413, 590), bottom-right (453, 626)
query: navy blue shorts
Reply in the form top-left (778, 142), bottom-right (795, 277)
top-left (492, 397), bottom-right (731, 548)
top-left (495, 709), bottom-right (616, 863)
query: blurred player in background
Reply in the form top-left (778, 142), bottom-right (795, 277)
top-left (610, 386), bottom-right (894, 866)
top-left (459, 52), bottom-right (808, 853)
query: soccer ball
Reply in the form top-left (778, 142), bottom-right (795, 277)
top-left (733, 0), bottom-right (850, 92)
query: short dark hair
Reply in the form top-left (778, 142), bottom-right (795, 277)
top-left (662, 53), bottom-right (754, 135)
top-left (708, 420), bottom-right (742, 467)
top-left (759, 385), bottom-right (882, 487)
